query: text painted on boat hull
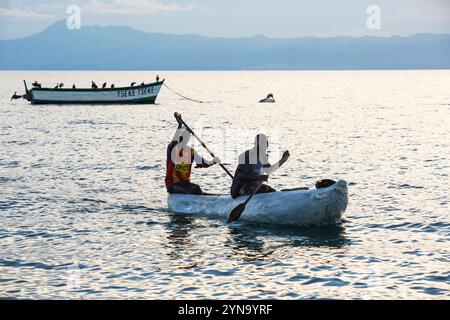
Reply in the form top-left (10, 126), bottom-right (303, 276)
top-left (118, 87), bottom-right (155, 98)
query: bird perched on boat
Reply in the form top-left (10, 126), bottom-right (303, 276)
top-left (230, 134), bottom-right (290, 198)
top-left (91, 81), bottom-right (98, 89)
top-left (165, 115), bottom-right (219, 195)
top-left (59, 83), bottom-right (64, 88)
top-left (54, 83), bottom-right (59, 89)
top-left (141, 82), bottom-right (145, 86)
top-left (156, 75), bottom-right (160, 82)
top-left (102, 82), bottom-right (107, 89)
top-left (72, 84), bottom-right (76, 89)
top-left (110, 84), bottom-right (115, 88)
top-left (10, 92), bottom-right (23, 101)
top-left (130, 82), bottom-right (136, 87)
top-left (32, 81), bottom-right (41, 88)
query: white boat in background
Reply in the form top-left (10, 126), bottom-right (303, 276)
top-left (168, 180), bottom-right (349, 226)
top-left (22, 80), bottom-right (164, 104)
top-left (259, 97), bottom-right (275, 103)
top-left (259, 93), bottom-right (275, 103)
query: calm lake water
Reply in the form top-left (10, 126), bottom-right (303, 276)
top-left (0, 71), bottom-right (449, 299)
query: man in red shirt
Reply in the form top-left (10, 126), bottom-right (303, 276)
top-left (165, 119), bottom-right (219, 195)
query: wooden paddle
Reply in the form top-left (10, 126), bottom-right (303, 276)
top-left (281, 187), bottom-right (309, 192)
top-left (174, 112), bottom-right (234, 179)
top-left (227, 181), bottom-right (265, 223)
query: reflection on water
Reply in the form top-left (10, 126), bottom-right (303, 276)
top-left (226, 226), bottom-right (267, 261)
top-left (166, 214), bottom-right (196, 260)
top-left (165, 213), bottom-right (349, 263)
top-left (1, 71), bottom-right (449, 299)
top-left (225, 223), bottom-right (349, 262)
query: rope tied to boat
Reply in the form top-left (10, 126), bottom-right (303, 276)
top-left (163, 83), bottom-right (206, 104)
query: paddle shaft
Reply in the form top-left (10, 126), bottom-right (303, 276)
top-left (227, 180), bottom-right (265, 223)
top-left (175, 113), bottom-right (234, 180)
top-left (243, 182), bottom-right (263, 205)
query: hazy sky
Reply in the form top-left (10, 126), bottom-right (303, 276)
top-left (1, 0), bottom-right (449, 39)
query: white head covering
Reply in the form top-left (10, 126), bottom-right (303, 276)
top-left (175, 126), bottom-right (190, 146)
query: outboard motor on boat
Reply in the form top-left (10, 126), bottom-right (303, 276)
top-left (10, 92), bottom-right (23, 101)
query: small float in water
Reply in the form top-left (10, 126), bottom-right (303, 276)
top-left (20, 79), bottom-right (164, 105)
top-left (168, 180), bottom-right (348, 226)
top-left (259, 93), bottom-right (275, 103)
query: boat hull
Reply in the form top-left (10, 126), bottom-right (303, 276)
top-left (27, 81), bottom-right (163, 105)
top-left (168, 180), bottom-right (349, 226)
top-left (259, 98), bottom-right (275, 103)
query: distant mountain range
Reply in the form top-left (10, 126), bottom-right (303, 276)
top-left (1, 20), bottom-right (449, 70)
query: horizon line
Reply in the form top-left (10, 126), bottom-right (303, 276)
top-left (2, 19), bottom-right (450, 41)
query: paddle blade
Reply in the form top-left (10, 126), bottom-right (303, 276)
top-left (227, 203), bottom-right (246, 223)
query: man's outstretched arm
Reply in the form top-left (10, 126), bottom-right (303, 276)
top-left (262, 150), bottom-right (290, 175)
top-left (194, 151), bottom-right (219, 168)
top-left (170, 118), bottom-right (184, 142)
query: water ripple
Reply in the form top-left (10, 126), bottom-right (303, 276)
top-left (1, 71), bottom-right (449, 299)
